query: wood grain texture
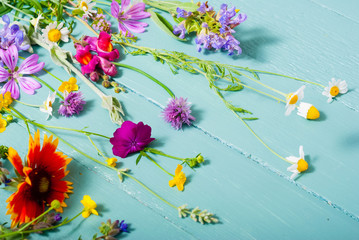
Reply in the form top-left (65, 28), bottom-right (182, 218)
top-left (0, 0), bottom-right (358, 239)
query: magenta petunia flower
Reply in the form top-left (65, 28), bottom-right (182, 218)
top-left (84, 31), bottom-right (119, 61)
top-left (162, 97), bottom-right (196, 130)
top-left (58, 91), bottom-right (86, 117)
top-left (111, 0), bottom-right (151, 37)
top-left (74, 44), bottom-right (100, 75)
top-left (0, 45), bottom-right (44, 99)
top-left (110, 121), bottom-right (155, 158)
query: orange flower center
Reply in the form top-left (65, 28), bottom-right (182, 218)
top-left (330, 86), bottom-right (339, 96)
top-left (80, 1), bottom-right (88, 11)
top-left (79, 52), bottom-right (92, 65)
top-left (48, 29), bottom-right (61, 42)
top-left (98, 39), bottom-right (113, 52)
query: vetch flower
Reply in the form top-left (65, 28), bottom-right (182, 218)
top-left (0, 91), bottom-right (13, 110)
top-left (162, 97), bottom-right (196, 130)
top-left (0, 45), bottom-right (44, 99)
top-left (58, 91), bottom-right (86, 117)
top-left (78, 0), bottom-right (97, 19)
top-left (285, 85), bottom-right (305, 116)
top-left (106, 157), bottom-right (117, 167)
top-left (322, 78), bottom-right (348, 103)
top-left (110, 121), bottom-right (155, 158)
top-left (169, 164), bottom-right (186, 191)
top-left (42, 22), bottom-right (70, 45)
top-left (297, 102), bottom-right (320, 120)
top-left (6, 130), bottom-right (73, 227)
top-left (30, 14), bottom-right (44, 32)
top-left (39, 91), bottom-right (56, 120)
top-left (111, 0), bottom-right (151, 37)
top-left (58, 77), bottom-right (79, 93)
top-left (286, 145), bottom-right (309, 180)
top-left (84, 31), bottom-right (120, 61)
top-left (0, 114), bottom-right (7, 133)
top-left (74, 44), bottom-right (100, 75)
top-left (81, 195), bottom-right (99, 218)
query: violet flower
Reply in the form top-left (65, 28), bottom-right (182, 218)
top-left (0, 45), bottom-right (43, 99)
top-left (110, 121), bottom-right (155, 158)
top-left (110, 0), bottom-right (151, 37)
top-left (197, 2), bottom-right (213, 14)
top-left (58, 91), bottom-right (86, 117)
top-left (162, 97), bottom-right (195, 130)
top-left (173, 23), bottom-right (186, 39)
top-left (176, 7), bottom-right (192, 18)
top-left (0, 15), bottom-right (30, 51)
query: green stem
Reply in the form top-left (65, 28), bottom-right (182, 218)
top-left (5, 109), bottom-right (31, 135)
top-left (250, 69), bottom-right (326, 88)
top-left (93, 0), bottom-right (111, 6)
top-left (121, 172), bottom-right (177, 209)
top-left (145, 148), bottom-right (186, 161)
top-left (0, 1), bottom-right (32, 17)
top-left (87, 135), bottom-right (108, 160)
top-left (215, 91), bottom-right (291, 164)
top-left (14, 99), bottom-right (41, 108)
top-left (18, 207), bottom-right (54, 232)
top-left (43, 68), bottom-right (64, 82)
top-left (143, 152), bottom-right (174, 177)
top-left (30, 74), bottom-right (63, 100)
top-left (112, 62), bottom-right (175, 98)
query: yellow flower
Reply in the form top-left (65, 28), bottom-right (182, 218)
top-left (297, 102), bottom-right (320, 120)
top-left (58, 77), bottom-right (79, 93)
top-left (81, 195), bottom-right (99, 218)
top-left (0, 115), bottom-right (7, 133)
top-left (106, 157), bottom-right (117, 167)
top-left (0, 92), bottom-right (13, 110)
top-left (169, 164), bottom-right (186, 191)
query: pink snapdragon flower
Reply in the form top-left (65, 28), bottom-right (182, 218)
top-left (111, 0), bottom-right (151, 37)
top-left (84, 31), bottom-right (119, 61)
top-left (74, 44), bottom-right (99, 75)
top-left (0, 45), bottom-right (44, 99)
top-left (110, 121), bottom-right (155, 158)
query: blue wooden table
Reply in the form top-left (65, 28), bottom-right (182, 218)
top-left (1, 0), bottom-right (359, 239)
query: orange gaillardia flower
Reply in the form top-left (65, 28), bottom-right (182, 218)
top-left (6, 130), bottom-right (73, 227)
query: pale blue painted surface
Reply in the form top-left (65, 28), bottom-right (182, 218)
top-left (1, 0), bottom-right (359, 239)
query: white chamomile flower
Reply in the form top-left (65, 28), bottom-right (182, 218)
top-left (30, 13), bottom-right (43, 32)
top-left (297, 102), bottom-right (320, 120)
top-left (39, 92), bottom-right (56, 120)
top-left (286, 145), bottom-right (308, 180)
top-left (41, 22), bottom-right (70, 45)
top-left (322, 78), bottom-right (348, 103)
top-left (285, 85), bottom-right (305, 116)
top-left (78, 0), bottom-right (97, 18)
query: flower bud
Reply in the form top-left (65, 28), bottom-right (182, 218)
top-left (196, 154), bottom-right (204, 163)
top-left (90, 71), bottom-right (99, 82)
top-left (6, 115), bottom-right (13, 122)
top-left (102, 80), bottom-right (111, 88)
top-left (51, 199), bottom-right (61, 209)
top-left (114, 87), bottom-right (121, 93)
top-left (111, 81), bottom-right (119, 87)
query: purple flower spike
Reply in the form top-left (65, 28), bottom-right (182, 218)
top-left (110, 121), bottom-right (155, 158)
top-left (58, 91), bottom-right (86, 117)
top-left (173, 23), bottom-right (186, 39)
top-left (162, 97), bottom-right (195, 130)
top-left (176, 7), bottom-right (192, 18)
top-left (111, 0), bottom-right (151, 37)
top-left (0, 45), bottom-right (43, 99)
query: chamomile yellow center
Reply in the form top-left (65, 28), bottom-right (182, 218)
top-left (48, 29), bottom-right (61, 42)
top-left (289, 94), bottom-right (298, 104)
top-left (80, 1), bottom-right (88, 11)
top-left (306, 106), bottom-right (320, 120)
top-left (330, 86), bottom-right (339, 96)
top-left (297, 159), bottom-right (308, 172)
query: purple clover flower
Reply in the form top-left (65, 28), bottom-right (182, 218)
top-left (111, 0), bottom-right (151, 37)
top-left (162, 97), bottom-right (195, 130)
top-left (176, 7), bottom-right (192, 18)
top-left (0, 15), bottom-right (29, 51)
top-left (58, 91), bottom-right (86, 117)
top-left (0, 45), bottom-right (43, 99)
top-left (173, 23), bottom-right (186, 39)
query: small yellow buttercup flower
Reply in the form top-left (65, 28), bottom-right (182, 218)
top-left (0, 92), bottom-right (13, 111)
top-left (286, 145), bottom-right (309, 180)
top-left (0, 114), bottom-right (7, 133)
top-left (297, 102), bottom-right (320, 120)
top-left (106, 157), bottom-right (117, 167)
top-left (58, 77), bottom-right (79, 93)
top-left (169, 164), bottom-right (186, 191)
top-left (81, 195), bottom-right (99, 218)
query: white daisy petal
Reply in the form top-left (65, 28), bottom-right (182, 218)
top-left (290, 171), bottom-right (299, 180)
top-left (287, 164), bottom-right (298, 172)
top-left (299, 145), bottom-right (304, 159)
top-left (286, 156), bottom-right (300, 164)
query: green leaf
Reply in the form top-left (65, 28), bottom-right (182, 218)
top-left (242, 117), bottom-right (258, 120)
top-left (136, 152), bottom-right (143, 165)
top-left (57, 1), bottom-right (63, 21)
top-left (148, 8), bottom-right (187, 42)
top-left (25, 0), bottom-right (43, 12)
top-left (72, 9), bottom-right (84, 16)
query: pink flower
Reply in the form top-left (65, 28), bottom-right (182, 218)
top-left (84, 32), bottom-right (119, 61)
top-left (110, 121), bottom-right (155, 158)
top-left (0, 45), bottom-right (43, 99)
top-left (98, 56), bottom-right (117, 76)
top-left (74, 44), bottom-right (99, 75)
top-left (111, 0), bottom-right (151, 37)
